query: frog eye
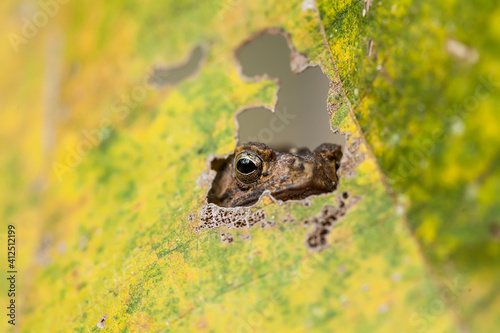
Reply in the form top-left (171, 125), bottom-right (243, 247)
top-left (234, 152), bottom-right (263, 184)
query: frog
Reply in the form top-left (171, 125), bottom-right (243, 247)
top-left (207, 142), bottom-right (342, 207)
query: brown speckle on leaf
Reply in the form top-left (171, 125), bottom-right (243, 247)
top-left (490, 222), bottom-right (500, 241)
top-left (363, 0), bottom-right (374, 17)
top-left (97, 313), bottom-right (108, 329)
top-left (338, 135), bottom-right (364, 179)
top-left (196, 204), bottom-right (267, 232)
top-left (367, 39), bottom-right (375, 58)
top-left (281, 214), bottom-right (296, 224)
top-left (240, 233), bottom-right (251, 241)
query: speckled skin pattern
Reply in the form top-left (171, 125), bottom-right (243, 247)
top-left (209, 142), bottom-right (342, 207)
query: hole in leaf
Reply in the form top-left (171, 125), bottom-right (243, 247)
top-left (206, 29), bottom-right (345, 208)
top-left (235, 30), bottom-right (344, 151)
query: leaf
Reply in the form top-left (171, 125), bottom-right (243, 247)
top-left (0, 0), bottom-right (498, 332)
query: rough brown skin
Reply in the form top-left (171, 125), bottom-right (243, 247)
top-left (208, 142), bottom-right (342, 207)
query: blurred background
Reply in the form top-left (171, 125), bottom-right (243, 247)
top-left (1, 0), bottom-right (499, 332)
